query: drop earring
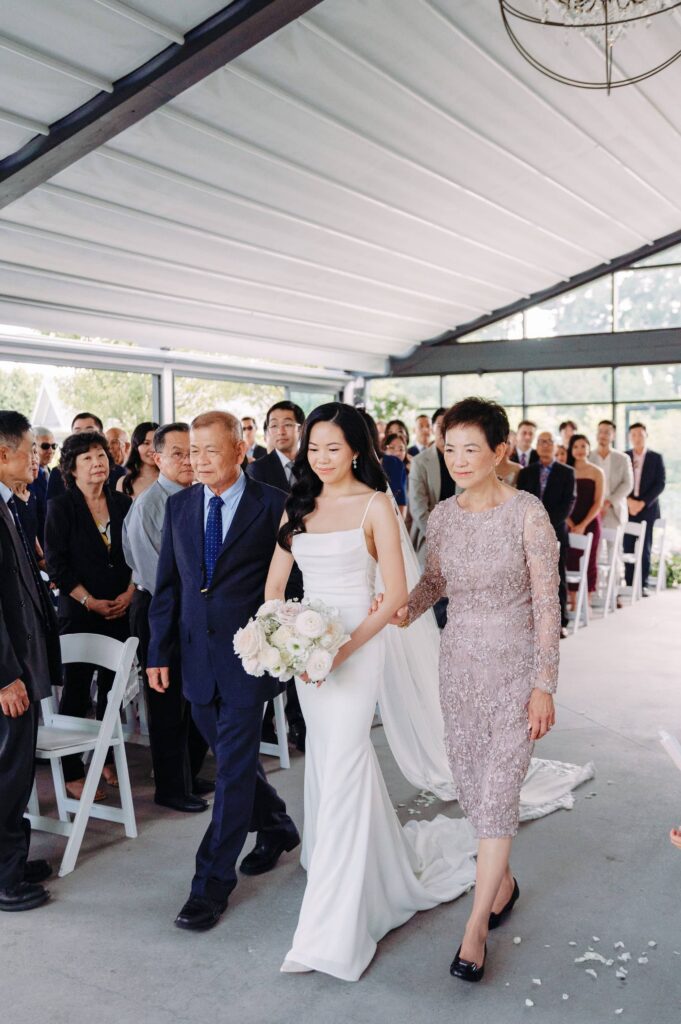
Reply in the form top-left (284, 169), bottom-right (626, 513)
top-left (352, 456), bottom-right (358, 470)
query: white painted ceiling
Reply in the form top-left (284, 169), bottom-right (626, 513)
top-left (1, 0), bottom-right (681, 376)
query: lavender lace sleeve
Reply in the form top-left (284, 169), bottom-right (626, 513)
top-left (407, 504), bottom-right (446, 623)
top-left (523, 499), bottom-right (561, 694)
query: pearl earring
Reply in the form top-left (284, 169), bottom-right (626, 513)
top-left (352, 456), bottom-right (358, 470)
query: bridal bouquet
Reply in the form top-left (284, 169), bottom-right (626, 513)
top-left (233, 598), bottom-right (350, 683)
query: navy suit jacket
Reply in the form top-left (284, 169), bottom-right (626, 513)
top-left (148, 475), bottom-right (288, 708)
top-left (28, 466), bottom-right (49, 545)
top-left (626, 448), bottom-right (665, 521)
top-left (246, 452), bottom-right (304, 601)
top-left (517, 461), bottom-right (576, 542)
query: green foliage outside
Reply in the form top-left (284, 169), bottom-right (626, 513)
top-left (174, 377), bottom-right (285, 436)
top-left (0, 365), bottom-right (42, 414)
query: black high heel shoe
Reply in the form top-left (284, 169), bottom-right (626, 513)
top-left (449, 944), bottom-right (486, 982)
top-left (488, 877), bottom-right (519, 930)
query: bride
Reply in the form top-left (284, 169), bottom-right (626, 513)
top-left (264, 402), bottom-right (480, 981)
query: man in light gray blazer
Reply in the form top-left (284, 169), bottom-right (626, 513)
top-left (589, 420), bottom-right (634, 530)
top-left (409, 408), bottom-right (450, 565)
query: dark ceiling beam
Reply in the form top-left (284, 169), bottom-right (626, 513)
top-left (389, 327), bottom-right (681, 378)
top-left (404, 224), bottom-right (681, 357)
top-left (0, 0), bottom-right (322, 208)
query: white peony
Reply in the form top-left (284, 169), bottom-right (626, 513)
top-left (270, 625), bottom-right (294, 650)
top-left (257, 599), bottom-right (283, 618)
top-left (233, 620), bottom-right (262, 660)
top-left (296, 609), bottom-right (326, 639)
top-left (243, 656), bottom-right (265, 678)
top-left (258, 643), bottom-right (282, 671)
top-left (305, 648), bottom-right (333, 682)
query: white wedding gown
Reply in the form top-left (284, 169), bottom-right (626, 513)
top-left (282, 496), bottom-right (594, 982)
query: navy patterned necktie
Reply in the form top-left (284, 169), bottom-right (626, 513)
top-left (6, 496), bottom-right (52, 623)
top-left (203, 494), bottom-right (224, 590)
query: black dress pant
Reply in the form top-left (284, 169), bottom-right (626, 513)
top-left (190, 697), bottom-right (297, 903)
top-left (624, 511), bottom-right (655, 588)
top-left (0, 702), bottom-right (39, 888)
top-left (130, 589), bottom-right (207, 798)
top-left (59, 663), bottom-right (115, 782)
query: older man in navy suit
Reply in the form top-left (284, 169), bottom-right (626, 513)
top-left (148, 411), bottom-right (299, 932)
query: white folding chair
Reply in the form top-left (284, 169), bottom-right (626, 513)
top-left (597, 526), bottom-right (623, 617)
top-left (650, 518), bottom-right (668, 594)
top-left (260, 693), bottom-right (290, 769)
top-left (566, 532), bottom-right (593, 632)
top-left (121, 655), bottom-right (150, 744)
top-left (25, 634), bottom-right (139, 876)
top-left (621, 521), bottom-right (647, 603)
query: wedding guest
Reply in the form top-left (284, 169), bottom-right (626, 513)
top-left (28, 427), bottom-right (57, 546)
top-left (122, 423), bottom-right (210, 813)
top-left (517, 431), bottom-right (576, 638)
top-left (384, 432), bottom-right (409, 465)
top-left (385, 419), bottom-right (410, 447)
top-left (556, 444), bottom-right (568, 465)
top-left (148, 411), bottom-right (299, 932)
top-left (44, 431), bottom-right (134, 800)
top-left (559, 420), bottom-right (577, 449)
top-left (0, 411), bottom-right (61, 912)
top-left (247, 401), bottom-right (307, 750)
top-left (105, 427), bottom-right (130, 467)
top-left (589, 421), bottom-right (633, 606)
top-left (409, 407), bottom-right (448, 564)
top-left (376, 420), bottom-right (387, 448)
top-left (408, 413), bottom-right (433, 456)
top-left (47, 412), bottom-right (126, 499)
top-left (496, 436), bottom-right (520, 487)
top-left (241, 416), bottom-right (267, 462)
top-left (510, 420), bottom-right (538, 468)
top-left (357, 411), bottom-right (408, 517)
top-left (402, 398), bottom-right (560, 982)
top-left (507, 430), bottom-right (517, 461)
top-left (566, 435), bottom-right (604, 607)
top-left (12, 472), bottom-right (42, 564)
top-left (117, 421), bottom-right (159, 499)
top-left (625, 422), bottom-right (666, 596)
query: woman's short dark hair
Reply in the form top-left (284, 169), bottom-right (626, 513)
top-left (278, 403), bottom-right (387, 550)
top-left (442, 398), bottom-right (510, 451)
top-left (59, 431), bottom-right (112, 488)
top-left (122, 421), bottom-right (159, 495)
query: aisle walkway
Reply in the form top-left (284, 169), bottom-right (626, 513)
top-left (7, 592), bottom-right (681, 1024)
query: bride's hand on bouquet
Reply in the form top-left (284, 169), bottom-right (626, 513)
top-left (670, 827), bottom-right (681, 850)
top-left (527, 688), bottom-right (555, 740)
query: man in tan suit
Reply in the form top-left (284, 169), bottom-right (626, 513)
top-left (589, 419), bottom-right (634, 603)
top-left (409, 407), bottom-right (448, 565)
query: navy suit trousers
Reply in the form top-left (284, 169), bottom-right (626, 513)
top-left (190, 698), bottom-right (296, 903)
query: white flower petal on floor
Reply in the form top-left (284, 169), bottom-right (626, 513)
top-left (562, 994), bottom-right (569, 1001)
top-left (616, 968), bottom-right (628, 979)
top-left (568, 941), bottom-right (577, 946)
top-left (525, 999), bottom-right (534, 1007)
top-left (618, 952), bottom-right (632, 962)
top-left (585, 968), bottom-right (598, 979)
top-left (647, 941), bottom-right (657, 948)
top-left (532, 979), bottom-right (541, 986)
top-left (637, 956), bottom-right (648, 964)
top-left (513, 936), bottom-right (522, 945)
top-left (614, 941), bottom-right (625, 949)
top-left (615, 1010), bottom-right (624, 1016)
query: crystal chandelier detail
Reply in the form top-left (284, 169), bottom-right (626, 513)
top-left (498, 0), bottom-right (681, 91)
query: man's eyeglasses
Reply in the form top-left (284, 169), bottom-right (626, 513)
top-left (40, 442), bottom-right (59, 451)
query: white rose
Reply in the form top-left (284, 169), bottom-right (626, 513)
top-left (243, 656), bottom-right (265, 678)
top-left (257, 599), bottom-right (283, 618)
top-left (258, 643), bottom-right (281, 671)
top-left (296, 609), bottom-right (326, 639)
top-left (270, 625), bottom-right (294, 650)
top-left (233, 620), bottom-right (261, 660)
top-left (277, 601), bottom-right (302, 626)
top-left (305, 648), bottom-right (333, 682)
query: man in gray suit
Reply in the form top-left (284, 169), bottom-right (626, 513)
top-left (589, 420), bottom-right (634, 603)
top-left (0, 411), bottom-right (62, 912)
top-left (409, 407), bottom-right (448, 565)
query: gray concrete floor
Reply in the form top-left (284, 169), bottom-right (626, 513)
top-left (5, 592), bottom-right (681, 1024)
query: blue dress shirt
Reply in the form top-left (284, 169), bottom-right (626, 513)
top-left (203, 471), bottom-right (247, 542)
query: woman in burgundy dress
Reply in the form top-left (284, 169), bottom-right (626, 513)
top-left (566, 434), bottom-right (604, 605)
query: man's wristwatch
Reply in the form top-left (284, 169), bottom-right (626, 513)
top-left (80, 594), bottom-right (90, 610)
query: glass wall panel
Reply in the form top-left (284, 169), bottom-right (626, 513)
top-left (524, 278), bottom-right (612, 338)
top-left (614, 267), bottom-right (681, 331)
top-left (289, 388), bottom-right (338, 416)
top-left (458, 313), bottom-right (524, 343)
top-left (442, 371), bottom-right (523, 406)
top-left (614, 364), bottom-right (681, 402)
top-left (524, 367), bottom-right (612, 405)
top-left (0, 359), bottom-right (154, 441)
top-left (525, 404), bottom-right (614, 443)
top-left (366, 376), bottom-right (441, 430)
top-left (174, 376), bottom-right (285, 443)
top-left (615, 402), bottom-right (681, 549)
top-left (633, 242), bottom-right (681, 268)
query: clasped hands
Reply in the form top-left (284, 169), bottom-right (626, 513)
top-left (627, 497), bottom-right (645, 517)
top-left (88, 590), bottom-right (133, 621)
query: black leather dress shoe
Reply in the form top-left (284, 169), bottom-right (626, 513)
top-left (489, 878), bottom-right (519, 930)
top-left (174, 894), bottom-right (227, 931)
top-left (0, 881), bottom-right (50, 912)
top-left (289, 721), bottom-right (306, 753)
top-left (450, 944), bottom-right (486, 982)
top-left (154, 794), bottom-right (208, 813)
top-left (239, 830), bottom-right (301, 876)
top-left (192, 777), bottom-right (216, 796)
top-left (24, 860), bottom-right (53, 884)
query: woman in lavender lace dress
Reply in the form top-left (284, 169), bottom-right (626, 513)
top-left (397, 398), bottom-right (560, 983)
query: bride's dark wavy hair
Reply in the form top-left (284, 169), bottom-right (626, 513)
top-left (278, 402), bottom-right (387, 550)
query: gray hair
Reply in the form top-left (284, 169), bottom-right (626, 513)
top-left (190, 410), bottom-right (243, 442)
